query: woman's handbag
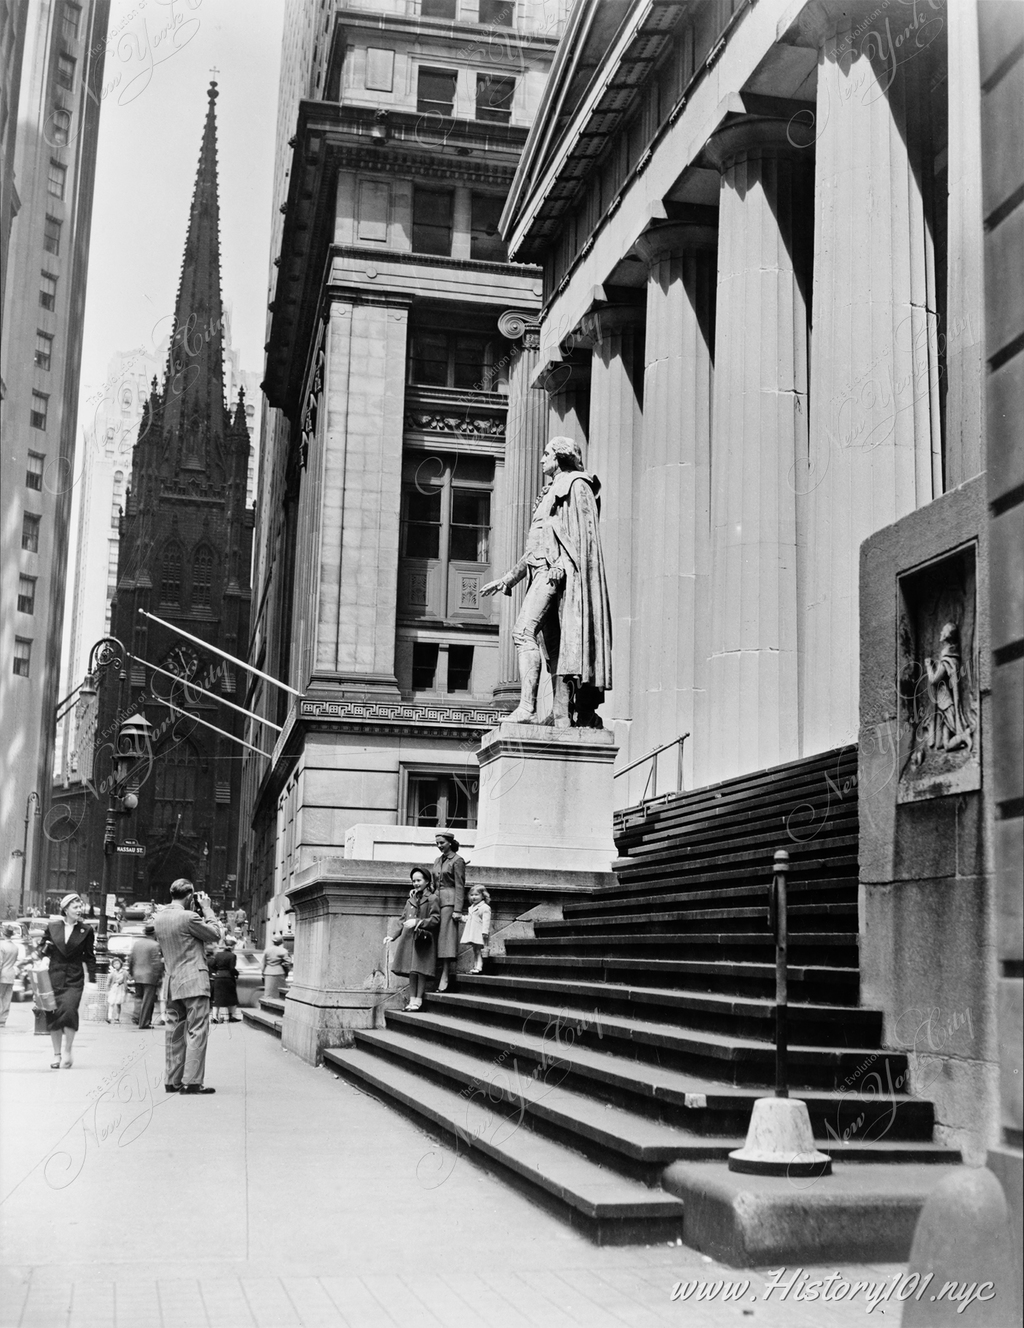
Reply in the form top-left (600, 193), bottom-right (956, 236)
top-left (30, 967), bottom-right (56, 1012)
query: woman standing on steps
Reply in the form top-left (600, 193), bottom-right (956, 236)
top-left (389, 868), bottom-right (439, 1011)
top-left (40, 893), bottom-right (96, 1068)
top-left (432, 832), bottom-right (466, 993)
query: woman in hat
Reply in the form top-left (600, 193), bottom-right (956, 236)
top-left (432, 832), bottom-right (466, 993)
top-left (210, 935), bottom-right (242, 1022)
top-left (39, 893), bottom-right (96, 1068)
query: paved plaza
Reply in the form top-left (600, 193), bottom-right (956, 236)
top-left (1, 1004), bottom-right (926, 1327)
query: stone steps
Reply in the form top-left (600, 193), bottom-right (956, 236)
top-left (319, 745), bottom-right (963, 1254)
top-left (324, 1044), bottom-right (688, 1244)
top-left (242, 1005), bottom-right (283, 1037)
top-left (457, 973), bottom-right (883, 1043)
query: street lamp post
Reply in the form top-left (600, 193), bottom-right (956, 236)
top-left (96, 712), bottom-right (150, 970)
top-left (19, 792), bottom-right (41, 915)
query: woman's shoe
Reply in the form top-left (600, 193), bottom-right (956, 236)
top-left (437, 977), bottom-right (448, 993)
top-left (61, 1059), bottom-right (73, 1069)
top-left (50, 1059), bottom-right (61, 1069)
top-left (407, 999), bottom-right (422, 1011)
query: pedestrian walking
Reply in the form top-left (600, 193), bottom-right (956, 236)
top-left (39, 893), bottom-right (97, 1068)
top-left (261, 935), bottom-right (291, 1001)
top-left (210, 936), bottom-right (242, 1022)
top-left (128, 923), bottom-right (163, 1029)
top-left (0, 925), bottom-right (20, 1027)
top-left (388, 868), bottom-right (439, 1011)
top-left (152, 879), bottom-right (222, 1095)
top-left (432, 832), bottom-right (466, 992)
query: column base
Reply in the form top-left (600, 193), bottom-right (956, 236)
top-left (471, 722), bottom-right (618, 871)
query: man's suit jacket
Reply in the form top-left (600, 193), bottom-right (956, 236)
top-left (153, 906), bottom-right (221, 1000)
top-left (128, 936), bottom-right (164, 984)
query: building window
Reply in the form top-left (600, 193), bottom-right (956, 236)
top-left (412, 188), bottom-right (453, 256)
top-left (405, 769), bottom-right (478, 829)
top-left (35, 331), bottom-right (53, 369)
top-left (422, 0), bottom-right (457, 15)
top-left (476, 73), bottom-right (514, 123)
top-left (56, 53), bottom-right (76, 91)
top-left (153, 742), bottom-right (198, 833)
top-left (26, 452), bottom-right (45, 489)
top-left (411, 641), bottom-right (439, 690)
top-left (40, 272), bottom-right (58, 309)
top-left (30, 392), bottom-right (49, 430)
top-left (51, 109), bottom-right (72, 146)
top-left (479, 0), bottom-right (514, 23)
top-left (22, 513), bottom-right (41, 552)
top-left (13, 639), bottom-right (33, 678)
top-left (398, 454), bottom-right (493, 620)
top-left (192, 544), bottom-right (213, 607)
top-left (43, 215), bottom-right (62, 254)
top-left (417, 67), bottom-right (457, 117)
top-left (160, 543), bottom-right (183, 604)
top-left (18, 576), bottom-right (37, 614)
top-left (47, 160), bottom-right (67, 198)
top-left (62, 2), bottom-right (82, 40)
top-left (409, 327), bottom-right (494, 388)
top-left (470, 193), bottom-right (507, 261)
top-left (447, 644), bottom-right (474, 691)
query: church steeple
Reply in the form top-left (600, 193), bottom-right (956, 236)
top-left (162, 82), bottom-right (227, 467)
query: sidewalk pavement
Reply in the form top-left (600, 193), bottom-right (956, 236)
top-left (1, 1001), bottom-right (916, 1328)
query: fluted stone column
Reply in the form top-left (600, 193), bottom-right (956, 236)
top-left (946, 0), bottom-right (985, 487)
top-left (704, 120), bottom-right (813, 783)
top-left (493, 311), bottom-right (546, 704)
top-left (633, 221), bottom-right (717, 795)
top-left (580, 306), bottom-right (645, 741)
top-left (801, 16), bottom-right (941, 752)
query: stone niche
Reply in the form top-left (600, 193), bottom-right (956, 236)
top-left (897, 544), bottom-right (981, 802)
top-left (859, 475), bottom-right (997, 1164)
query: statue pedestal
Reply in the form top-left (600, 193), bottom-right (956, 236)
top-left (470, 722), bottom-right (618, 872)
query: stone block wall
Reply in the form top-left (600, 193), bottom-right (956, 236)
top-left (859, 474), bottom-right (998, 1163)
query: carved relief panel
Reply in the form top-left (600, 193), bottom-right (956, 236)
top-left (897, 543), bottom-right (981, 802)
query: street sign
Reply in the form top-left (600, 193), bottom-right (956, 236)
top-left (115, 842), bottom-right (146, 857)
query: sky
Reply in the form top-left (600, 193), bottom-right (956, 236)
top-left (78, 0), bottom-right (286, 399)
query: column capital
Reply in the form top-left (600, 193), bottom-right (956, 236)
top-left (634, 219), bottom-right (718, 269)
top-left (578, 305), bottom-right (646, 348)
top-left (703, 115), bottom-right (815, 173)
top-left (498, 309), bottom-right (542, 351)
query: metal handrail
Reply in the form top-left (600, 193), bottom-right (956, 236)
top-left (613, 733), bottom-right (689, 800)
top-left (768, 848), bottom-right (790, 1097)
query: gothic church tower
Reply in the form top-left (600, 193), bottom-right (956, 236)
top-left (102, 84), bottom-right (253, 904)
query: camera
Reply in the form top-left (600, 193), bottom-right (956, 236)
top-left (187, 891), bottom-right (209, 914)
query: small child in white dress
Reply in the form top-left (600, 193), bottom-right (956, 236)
top-left (106, 957), bottom-right (128, 1023)
top-left (460, 886), bottom-right (491, 974)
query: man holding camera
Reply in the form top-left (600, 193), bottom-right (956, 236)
top-left (153, 879), bottom-right (222, 1095)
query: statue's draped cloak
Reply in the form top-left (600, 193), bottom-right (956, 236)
top-left (543, 470), bottom-right (613, 690)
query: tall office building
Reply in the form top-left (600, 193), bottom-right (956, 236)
top-left (0, 0), bottom-right (110, 917)
top-left (239, 0), bottom-right (566, 939)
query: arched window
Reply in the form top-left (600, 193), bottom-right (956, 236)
top-left (153, 741), bottom-right (198, 834)
top-left (191, 544), bottom-right (213, 608)
top-left (160, 543), bottom-right (183, 604)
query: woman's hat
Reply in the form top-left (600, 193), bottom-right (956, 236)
top-left (225, 936), bottom-right (237, 946)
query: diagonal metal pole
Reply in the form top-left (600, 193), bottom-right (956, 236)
top-left (136, 655), bottom-right (283, 732)
top-left (157, 698), bottom-right (271, 756)
top-left (138, 609), bottom-right (303, 697)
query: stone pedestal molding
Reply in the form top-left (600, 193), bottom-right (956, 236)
top-left (472, 722), bottom-right (618, 871)
top-left (801, 15), bottom-right (941, 752)
top-left (493, 310), bottom-right (545, 704)
top-left (579, 305), bottom-right (645, 745)
top-left (704, 119), bottom-right (813, 782)
top-left (633, 221), bottom-right (716, 793)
